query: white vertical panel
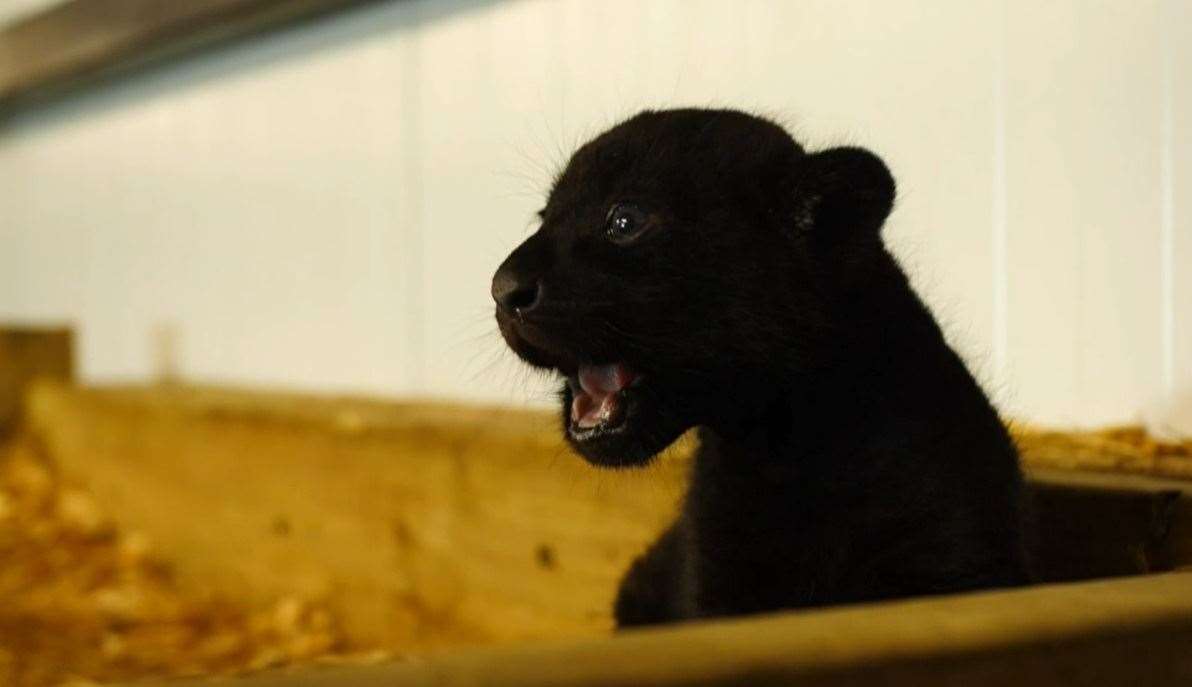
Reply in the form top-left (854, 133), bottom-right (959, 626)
top-left (1171, 0), bottom-right (1192, 394)
top-left (735, 0), bottom-right (1002, 387)
top-left (1004, 0), bottom-right (1164, 426)
top-left (991, 0), bottom-right (1009, 403)
top-left (416, 0), bottom-right (562, 405)
top-left (171, 26), bottom-right (417, 394)
top-left (2, 9), bottom-right (423, 393)
top-left (661, 0), bottom-right (751, 107)
top-left (556, 0), bottom-right (656, 133)
top-left (0, 125), bottom-right (88, 324)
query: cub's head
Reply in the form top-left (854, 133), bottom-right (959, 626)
top-left (492, 109), bottom-right (895, 467)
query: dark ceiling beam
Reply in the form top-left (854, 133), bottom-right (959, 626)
top-left (0, 0), bottom-right (381, 112)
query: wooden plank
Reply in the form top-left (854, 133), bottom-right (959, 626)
top-left (22, 381), bottom-right (688, 649)
top-left (1003, 0), bottom-right (1165, 426)
top-left (1171, 0), bottom-right (1192, 398)
top-left (0, 327), bottom-right (72, 434)
top-left (0, 0), bottom-right (378, 110)
top-left (1027, 473), bottom-right (1182, 581)
top-left (154, 571), bottom-right (1192, 687)
top-left (22, 381), bottom-right (1192, 655)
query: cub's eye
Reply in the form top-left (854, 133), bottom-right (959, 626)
top-left (605, 203), bottom-right (650, 244)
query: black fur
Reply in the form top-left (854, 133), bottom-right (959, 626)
top-left (492, 109), bottom-right (1030, 626)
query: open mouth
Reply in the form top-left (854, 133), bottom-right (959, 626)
top-left (497, 316), bottom-right (680, 466)
top-left (566, 362), bottom-right (640, 440)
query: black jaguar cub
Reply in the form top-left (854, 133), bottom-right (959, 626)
top-left (492, 108), bottom-right (1030, 626)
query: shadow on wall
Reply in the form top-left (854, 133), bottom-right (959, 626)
top-left (0, 0), bottom-right (501, 133)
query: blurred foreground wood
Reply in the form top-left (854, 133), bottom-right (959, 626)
top-left (0, 437), bottom-right (345, 685)
top-left (24, 382), bottom-right (689, 651)
top-left (23, 381), bottom-right (1192, 657)
top-left (164, 571), bottom-right (1192, 687)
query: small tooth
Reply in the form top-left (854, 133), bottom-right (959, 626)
top-left (598, 399), bottom-right (612, 422)
top-left (571, 392), bottom-right (593, 424)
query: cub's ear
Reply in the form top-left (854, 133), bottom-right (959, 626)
top-left (793, 147), bottom-right (895, 239)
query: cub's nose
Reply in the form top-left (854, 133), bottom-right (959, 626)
top-left (491, 269), bottom-right (541, 316)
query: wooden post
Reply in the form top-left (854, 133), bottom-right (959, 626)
top-left (0, 327), bottom-right (73, 435)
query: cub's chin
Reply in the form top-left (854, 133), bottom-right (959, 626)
top-left (560, 363), bottom-right (687, 468)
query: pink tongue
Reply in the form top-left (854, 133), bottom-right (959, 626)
top-left (571, 363), bottom-right (635, 429)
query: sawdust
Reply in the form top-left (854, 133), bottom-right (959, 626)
top-left (1015, 424), bottom-right (1192, 481)
top-left (0, 437), bottom-right (363, 687)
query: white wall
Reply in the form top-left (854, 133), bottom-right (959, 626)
top-left (0, 0), bottom-right (1188, 426)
